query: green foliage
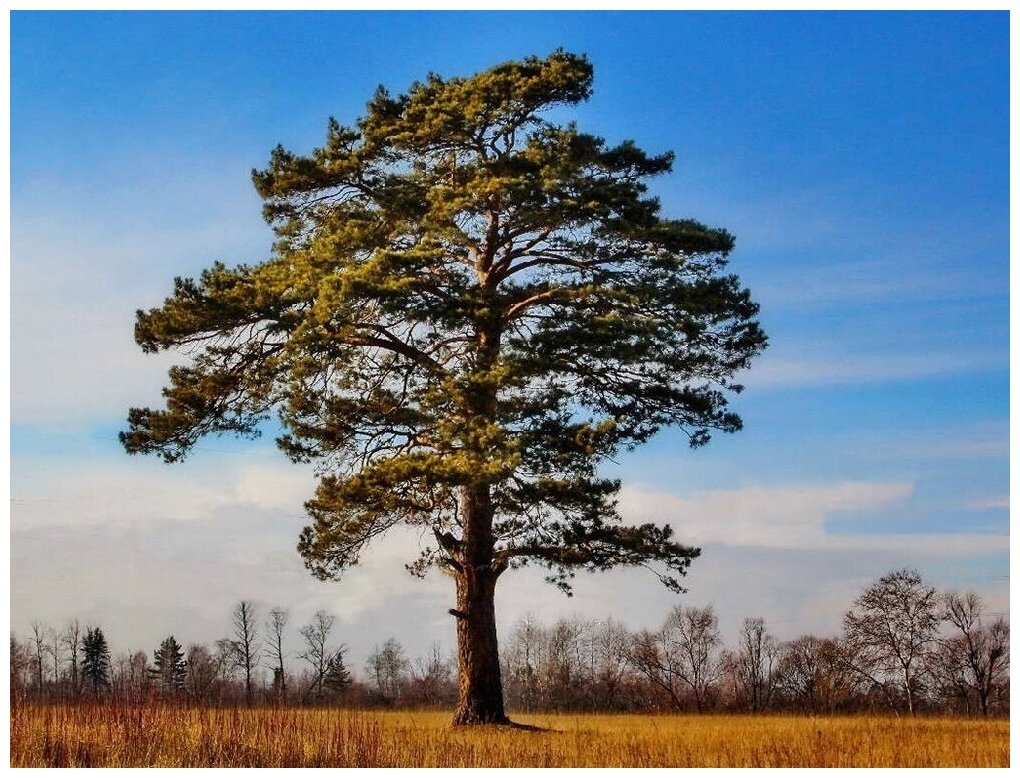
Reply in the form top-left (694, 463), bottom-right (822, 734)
top-left (81, 627), bottom-right (111, 692)
top-left (122, 50), bottom-right (766, 594)
top-left (149, 636), bottom-right (188, 693)
top-left (323, 648), bottom-right (353, 695)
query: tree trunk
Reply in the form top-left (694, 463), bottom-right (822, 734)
top-left (903, 667), bottom-right (914, 715)
top-left (452, 565), bottom-right (507, 724)
top-left (451, 484), bottom-right (509, 725)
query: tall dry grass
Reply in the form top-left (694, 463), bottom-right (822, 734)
top-left (9, 700), bottom-right (1009, 768)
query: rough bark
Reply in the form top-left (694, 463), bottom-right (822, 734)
top-left (451, 484), bottom-right (509, 725)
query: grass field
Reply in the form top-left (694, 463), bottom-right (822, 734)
top-left (9, 701), bottom-right (1009, 768)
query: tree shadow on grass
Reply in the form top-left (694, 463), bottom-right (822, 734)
top-left (502, 720), bottom-right (558, 733)
top-left (448, 720), bottom-right (558, 733)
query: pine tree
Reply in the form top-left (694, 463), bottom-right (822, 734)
top-left (121, 51), bottom-right (766, 724)
top-left (81, 626), bottom-right (111, 693)
top-left (323, 647), bottom-right (352, 697)
top-left (149, 636), bottom-right (187, 694)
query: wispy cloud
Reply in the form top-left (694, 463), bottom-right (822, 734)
top-left (865, 423), bottom-right (1009, 462)
top-left (11, 459), bottom-right (317, 530)
top-left (743, 349), bottom-right (1005, 390)
top-left (11, 157), bottom-right (268, 429)
top-left (753, 258), bottom-right (1007, 310)
top-left (10, 467), bottom-right (1009, 658)
top-left (966, 497), bottom-right (1010, 511)
top-left (618, 481), bottom-right (1006, 556)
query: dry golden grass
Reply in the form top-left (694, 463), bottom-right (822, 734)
top-left (9, 701), bottom-right (1009, 768)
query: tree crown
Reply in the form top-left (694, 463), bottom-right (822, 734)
top-left (121, 50), bottom-right (766, 594)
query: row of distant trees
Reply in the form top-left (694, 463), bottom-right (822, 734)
top-left (11, 569), bottom-right (1008, 716)
top-left (503, 570), bottom-right (1008, 717)
top-left (10, 603), bottom-right (413, 708)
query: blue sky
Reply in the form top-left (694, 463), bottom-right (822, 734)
top-left (10, 11), bottom-right (1008, 667)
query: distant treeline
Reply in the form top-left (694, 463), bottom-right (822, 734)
top-left (10, 569), bottom-right (1008, 717)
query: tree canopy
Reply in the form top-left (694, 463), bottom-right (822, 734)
top-left (121, 50), bottom-right (764, 593)
top-left (121, 50), bottom-right (766, 723)
top-left (81, 626), bottom-right (111, 693)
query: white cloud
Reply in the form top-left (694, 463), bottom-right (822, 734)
top-left (11, 157), bottom-right (269, 429)
top-left (617, 480), bottom-right (1006, 556)
top-left (10, 469), bottom-right (1008, 664)
top-left (753, 259), bottom-right (1006, 309)
top-left (743, 350), bottom-right (1004, 390)
top-left (618, 480), bottom-right (911, 548)
top-left (11, 458), bottom-right (317, 530)
top-left (966, 496), bottom-right (1010, 511)
top-left (862, 422), bottom-right (1009, 462)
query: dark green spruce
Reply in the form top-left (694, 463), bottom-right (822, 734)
top-left (81, 626), bottom-right (111, 694)
top-left (121, 51), bottom-right (766, 724)
top-left (149, 636), bottom-right (188, 695)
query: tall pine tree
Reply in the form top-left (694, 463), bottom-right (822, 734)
top-left (323, 647), bottom-right (353, 698)
top-left (149, 636), bottom-right (187, 694)
top-left (81, 626), bottom-right (111, 694)
top-left (122, 51), bottom-right (766, 724)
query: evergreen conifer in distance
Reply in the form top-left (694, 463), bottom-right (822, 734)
top-left (81, 626), bottom-right (111, 693)
top-left (149, 635), bottom-right (188, 694)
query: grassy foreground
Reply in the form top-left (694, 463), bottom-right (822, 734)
top-left (9, 701), bottom-right (1009, 768)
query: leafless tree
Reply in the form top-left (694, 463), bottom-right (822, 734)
top-left (231, 601), bottom-right (262, 705)
top-left (629, 628), bottom-right (682, 710)
top-left (111, 650), bottom-right (149, 700)
top-left (589, 618), bottom-right (632, 709)
top-left (629, 606), bottom-right (721, 712)
top-left (663, 605), bottom-right (722, 712)
top-left (186, 644), bottom-right (221, 701)
top-left (266, 607), bottom-right (289, 699)
top-left (10, 635), bottom-right (32, 699)
top-left (62, 620), bottom-right (83, 696)
top-left (502, 615), bottom-right (545, 712)
top-left (408, 643), bottom-right (455, 707)
top-left (29, 622), bottom-right (49, 697)
top-left (366, 638), bottom-right (410, 703)
top-left (935, 591), bottom-right (1009, 716)
top-left (48, 627), bottom-right (63, 695)
top-left (299, 610), bottom-right (335, 702)
top-left (778, 634), bottom-right (824, 712)
top-left (843, 569), bottom-right (939, 714)
top-left (541, 618), bottom-right (585, 709)
top-left (733, 617), bottom-right (779, 711)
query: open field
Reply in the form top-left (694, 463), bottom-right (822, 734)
top-left (9, 701), bottom-right (1009, 768)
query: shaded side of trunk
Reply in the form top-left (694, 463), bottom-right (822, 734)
top-left (451, 484), bottom-right (508, 725)
top-left (452, 565), bottom-right (507, 724)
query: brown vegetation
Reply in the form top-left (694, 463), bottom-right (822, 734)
top-left (9, 700), bottom-right (1008, 768)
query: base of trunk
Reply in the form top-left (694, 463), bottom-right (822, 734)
top-left (451, 707), bottom-right (512, 726)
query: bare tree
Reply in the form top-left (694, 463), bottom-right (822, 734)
top-left (186, 644), bottom-right (220, 702)
top-left (629, 606), bottom-right (721, 712)
top-left (502, 615), bottom-right (546, 712)
top-left (663, 605), bottom-right (722, 712)
top-left (29, 622), bottom-right (49, 697)
top-left (843, 569), bottom-right (939, 714)
top-left (733, 617), bottom-right (779, 712)
top-left (266, 607), bottom-right (289, 700)
top-left (299, 610), bottom-right (336, 702)
top-left (48, 627), bottom-right (63, 696)
top-left (541, 618), bottom-right (585, 709)
top-left (231, 601), bottom-right (262, 705)
top-left (62, 620), bottom-right (83, 697)
top-left (936, 591), bottom-right (1009, 716)
top-left (778, 634), bottom-right (824, 712)
top-left (366, 638), bottom-right (410, 703)
top-left (629, 628), bottom-right (682, 710)
top-left (589, 618), bottom-right (632, 709)
top-left (409, 643), bottom-right (455, 707)
top-left (10, 635), bottom-right (32, 699)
